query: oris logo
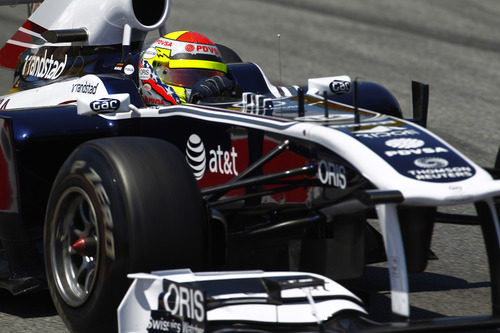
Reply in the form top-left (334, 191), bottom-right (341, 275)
top-left (318, 160), bottom-right (347, 189)
top-left (186, 134), bottom-right (206, 180)
top-left (385, 138), bottom-right (425, 149)
top-left (414, 157), bottom-right (449, 169)
top-left (160, 282), bottom-right (205, 323)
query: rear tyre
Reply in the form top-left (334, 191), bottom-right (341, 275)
top-left (44, 137), bottom-right (207, 333)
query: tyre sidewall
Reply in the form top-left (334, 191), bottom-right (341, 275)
top-left (45, 145), bottom-right (129, 333)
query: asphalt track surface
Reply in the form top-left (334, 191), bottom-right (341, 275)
top-left (0, 0), bottom-right (500, 332)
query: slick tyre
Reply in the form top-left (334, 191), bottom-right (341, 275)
top-left (44, 137), bottom-right (207, 333)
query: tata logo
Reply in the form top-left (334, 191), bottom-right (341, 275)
top-left (90, 98), bottom-right (120, 112)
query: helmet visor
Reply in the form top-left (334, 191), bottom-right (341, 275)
top-left (157, 65), bottom-right (226, 88)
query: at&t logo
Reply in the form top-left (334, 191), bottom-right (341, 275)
top-left (186, 134), bottom-right (206, 180)
top-left (185, 134), bottom-right (239, 180)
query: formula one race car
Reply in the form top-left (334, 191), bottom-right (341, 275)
top-left (0, 0), bottom-right (499, 332)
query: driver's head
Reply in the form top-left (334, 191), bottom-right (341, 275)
top-left (139, 31), bottom-right (227, 106)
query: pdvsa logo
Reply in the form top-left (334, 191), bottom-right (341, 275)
top-left (185, 134), bottom-right (239, 180)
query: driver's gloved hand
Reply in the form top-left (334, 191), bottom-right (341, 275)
top-left (189, 75), bottom-right (234, 103)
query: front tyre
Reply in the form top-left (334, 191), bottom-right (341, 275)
top-left (44, 137), bottom-right (207, 333)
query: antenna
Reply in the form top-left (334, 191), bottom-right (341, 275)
top-left (323, 91), bottom-right (328, 119)
top-left (277, 33), bottom-right (282, 86)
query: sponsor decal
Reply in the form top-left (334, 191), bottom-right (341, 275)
top-left (185, 134), bottom-right (239, 180)
top-left (143, 83), bottom-right (152, 92)
top-left (139, 67), bottom-right (152, 80)
top-left (22, 50), bottom-right (68, 80)
top-left (72, 81), bottom-right (99, 95)
top-left (353, 126), bottom-right (419, 139)
top-left (329, 79), bottom-right (350, 94)
top-left (124, 64), bottom-right (135, 75)
top-left (331, 120), bottom-right (396, 129)
top-left (0, 98), bottom-right (10, 110)
top-left (385, 146), bottom-right (448, 157)
top-left (114, 63), bottom-right (124, 71)
top-left (408, 157), bottom-right (473, 180)
top-left (147, 313), bottom-right (182, 333)
top-left (414, 157), bottom-right (449, 168)
top-left (194, 44), bottom-right (219, 56)
top-left (385, 138), bottom-right (425, 149)
top-left (154, 38), bottom-right (173, 48)
top-left (153, 38), bottom-right (221, 57)
top-left (144, 95), bottom-right (166, 106)
top-left (408, 166), bottom-right (474, 180)
top-left (346, 121), bottom-right (475, 183)
top-left (186, 134), bottom-right (206, 180)
top-left (318, 160), bottom-right (346, 189)
top-left (90, 98), bottom-right (120, 112)
top-left (208, 145), bottom-right (238, 176)
top-left (147, 280), bottom-right (205, 333)
top-left (71, 161), bottom-right (115, 260)
top-left (143, 47), bottom-right (158, 60)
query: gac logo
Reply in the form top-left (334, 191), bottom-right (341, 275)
top-left (329, 80), bottom-right (350, 94)
top-left (90, 98), bottom-right (120, 112)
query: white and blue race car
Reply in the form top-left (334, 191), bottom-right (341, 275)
top-left (0, 0), bottom-right (499, 332)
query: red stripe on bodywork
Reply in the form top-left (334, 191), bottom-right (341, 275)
top-left (21, 20), bottom-right (46, 34)
top-left (0, 43), bottom-right (27, 69)
top-left (11, 30), bottom-right (37, 44)
top-left (0, 20), bottom-right (47, 70)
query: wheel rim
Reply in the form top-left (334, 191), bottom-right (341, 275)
top-left (50, 186), bottom-right (100, 307)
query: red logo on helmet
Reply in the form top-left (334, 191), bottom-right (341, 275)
top-left (185, 44), bottom-right (195, 53)
top-left (196, 45), bottom-right (220, 55)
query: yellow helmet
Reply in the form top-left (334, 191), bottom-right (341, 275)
top-left (139, 31), bottom-right (227, 105)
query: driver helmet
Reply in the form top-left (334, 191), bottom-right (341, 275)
top-left (138, 31), bottom-right (227, 105)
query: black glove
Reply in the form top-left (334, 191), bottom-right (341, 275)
top-left (189, 75), bottom-right (234, 103)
